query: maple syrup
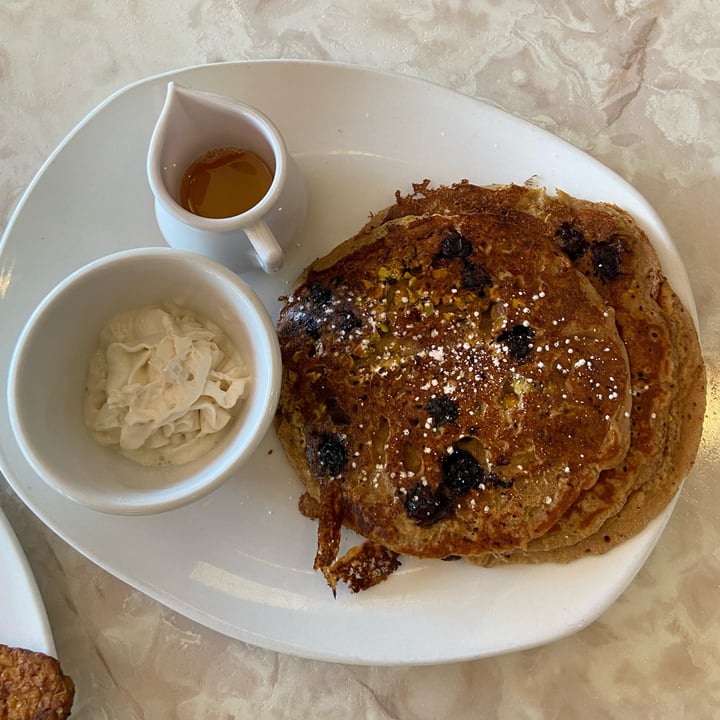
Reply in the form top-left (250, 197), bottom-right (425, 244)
top-left (180, 146), bottom-right (273, 219)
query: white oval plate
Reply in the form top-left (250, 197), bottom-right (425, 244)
top-left (0, 61), bottom-right (695, 665)
top-left (0, 505), bottom-right (55, 656)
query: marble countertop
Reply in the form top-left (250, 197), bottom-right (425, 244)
top-left (2, 1), bottom-right (719, 717)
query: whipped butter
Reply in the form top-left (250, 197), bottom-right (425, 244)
top-left (84, 304), bottom-right (250, 466)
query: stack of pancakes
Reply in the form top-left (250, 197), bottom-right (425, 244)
top-left (275, 181), bottom-right (706, 593)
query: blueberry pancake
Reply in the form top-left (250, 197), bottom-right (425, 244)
top-left (275, 181), bottom-right (705, 592)
top-left (276, 201), bottom-right (633, 591)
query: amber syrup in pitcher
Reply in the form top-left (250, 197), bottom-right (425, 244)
top-left (180, 146), bottom-right (273, 219)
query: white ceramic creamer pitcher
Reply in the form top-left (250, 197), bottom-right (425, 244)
top-left (147, 82), bottom-right (307, 273)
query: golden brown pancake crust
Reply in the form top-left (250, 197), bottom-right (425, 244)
top-left (275, 181), bottom-right (705, 590)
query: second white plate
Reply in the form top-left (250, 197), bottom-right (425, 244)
top-left (0, 61), bottom-right (693, 665)
top-left (0, 504), bottom-right (55, 656)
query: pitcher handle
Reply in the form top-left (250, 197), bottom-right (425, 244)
top-left (244, 220), bottom-right (284, 273)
